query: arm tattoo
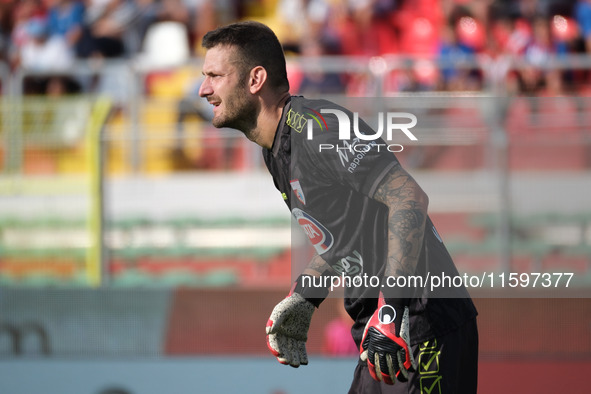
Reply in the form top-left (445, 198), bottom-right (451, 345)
top-left (302, 254), bottom-right (336, 277)
top-left (373, 166), bottom-right (428, 277)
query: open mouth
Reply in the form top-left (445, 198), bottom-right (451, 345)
top-left (208, 98), bottom-right (221, 108)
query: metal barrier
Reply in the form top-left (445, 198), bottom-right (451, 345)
top-left (2, 54), bottom-right (591, 174)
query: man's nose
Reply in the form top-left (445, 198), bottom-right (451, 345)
top-left (199, 77), bottom-right (212, 97)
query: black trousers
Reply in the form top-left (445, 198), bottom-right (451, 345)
top-left (349, 318), bottom-right (479, 394)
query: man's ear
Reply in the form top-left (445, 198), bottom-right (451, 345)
top-left (249, 66), bottom-right (267, 94)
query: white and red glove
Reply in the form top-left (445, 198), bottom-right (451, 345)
top-left (266, 291), bottom-right (315, 367)
top-left (265, 275), bottom-right (327, 367)
top-left (360, 293), bottom-right (417, 384)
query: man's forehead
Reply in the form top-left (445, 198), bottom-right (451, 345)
top-left (203, 45), bottom-right (241, 69)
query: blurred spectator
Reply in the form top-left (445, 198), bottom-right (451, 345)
top-left (125, 0), bottom-right (160, 55)
top-left (0, 0), bottom-right (16, 63)
top-left (132, 0), bottom-right (193, 67)
top-left (525, 16), bottom-right (554, 65)
top-left (80, 0), bottom-right (137, 58)
top-left (10, 0), bottom-right (46, 64)
top-left (518, 16), bottom-right (553, 95)
top-left (183, 0), bottom-right (216, 51)
top-left (342, 0), bottom-right (379, 56)
top-left (395, 0), bottom-right (442, 57)
top-left (1, 0), bottom-right (589, 97)
top-left (154, 0), bottom-right (190, 27)
top-left (550, 14), bottom-right (581, 55)
top-left (371, 0), bottom-right (403, 55)
top-left (518, 0), bottom-right (549, 23)
top-left (490, 16), bottom-right (532, 56)
top-left (19, 18), bottom-right (72, 69)
top-left (46, 0), bottom-right (85, 54)
top-left (296, 39), bottom-right (346, 95)
top-left (437, 23), bottom-right (478, 91)
top-left (519, 14), bottom-right (579, 96)
top-left (15, 17), bottom-right (79, 94)
top-left (481, 23), bottom-right (514, 93)
top-left (79, 1), bottom-right (167, 103)
top-left (576, 0), bottom-right (591, 52)
top-left (276, 0), bottom-right (332, 53)
top-left (328, 0), bottom-right (401, 57)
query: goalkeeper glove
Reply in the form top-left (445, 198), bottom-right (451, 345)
top-left (360, 293), bottom-right (416, 384)
top-left (266, 291), bottom-right (314, 367)
top-left (265, 275), bottom-right (327, 367)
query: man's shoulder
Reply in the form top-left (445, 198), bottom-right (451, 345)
top-left (289, 95), bottom-right (345, 112)
top-left (286, 96), bottom-right (348, 142)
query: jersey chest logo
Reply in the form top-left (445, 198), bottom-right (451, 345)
top-left (290, 179), bottom-right (306, 205)
top-left (292, 208), bottom-right (333, 255)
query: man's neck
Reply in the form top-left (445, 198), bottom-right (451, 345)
top-left (254, 92), bottom-right (291, 149)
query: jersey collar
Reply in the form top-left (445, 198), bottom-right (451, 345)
top-left (270, 96), bottom-right (292, 157)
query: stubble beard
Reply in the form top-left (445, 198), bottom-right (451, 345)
top-left (212, 87), bottom-right (259, 142)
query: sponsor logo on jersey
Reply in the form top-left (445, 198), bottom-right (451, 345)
top-left (332, 250), bottom-right (363, 276)
top-left (286, 107), bottom-right (328, 134)
top-left (336, 138), bottom-right (375, 173)
top-left (292, 208), bottom-right (333, 254)
top-left (290, 179), bottom-right (306, 205)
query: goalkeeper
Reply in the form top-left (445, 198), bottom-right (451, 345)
top-left (198, 21), bottom-right (479, 393)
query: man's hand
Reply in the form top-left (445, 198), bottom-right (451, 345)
top-left (360, 293), bottom-right (416, 384)
top-left (266, 292), bottom-right (315, 367)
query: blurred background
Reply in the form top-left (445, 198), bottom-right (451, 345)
top-left (0, 0), bottom-right (590, 393)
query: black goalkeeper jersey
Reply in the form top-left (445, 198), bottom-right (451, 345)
top-left (263, 96), bottom-right (477, 347)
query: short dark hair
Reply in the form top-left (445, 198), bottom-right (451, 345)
top-left (202, 21), bottom-right (290, 92)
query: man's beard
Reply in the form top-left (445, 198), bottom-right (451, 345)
top-left (212, 88), bottom-right (259, 141)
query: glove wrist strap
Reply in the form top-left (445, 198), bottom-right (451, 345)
top-left (292, 274), bottom-right (329, 308)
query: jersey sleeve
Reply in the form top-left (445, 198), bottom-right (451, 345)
top-left (293, 100), bottom-right (400, 198)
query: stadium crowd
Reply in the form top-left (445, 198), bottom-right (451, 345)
top-left (0, 0), bottom-right (590, 95)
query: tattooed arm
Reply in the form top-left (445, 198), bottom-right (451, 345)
top-left (373, 165), bottom-right (429, 279)
top-left (302, 253), bottom-right (336, 277)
